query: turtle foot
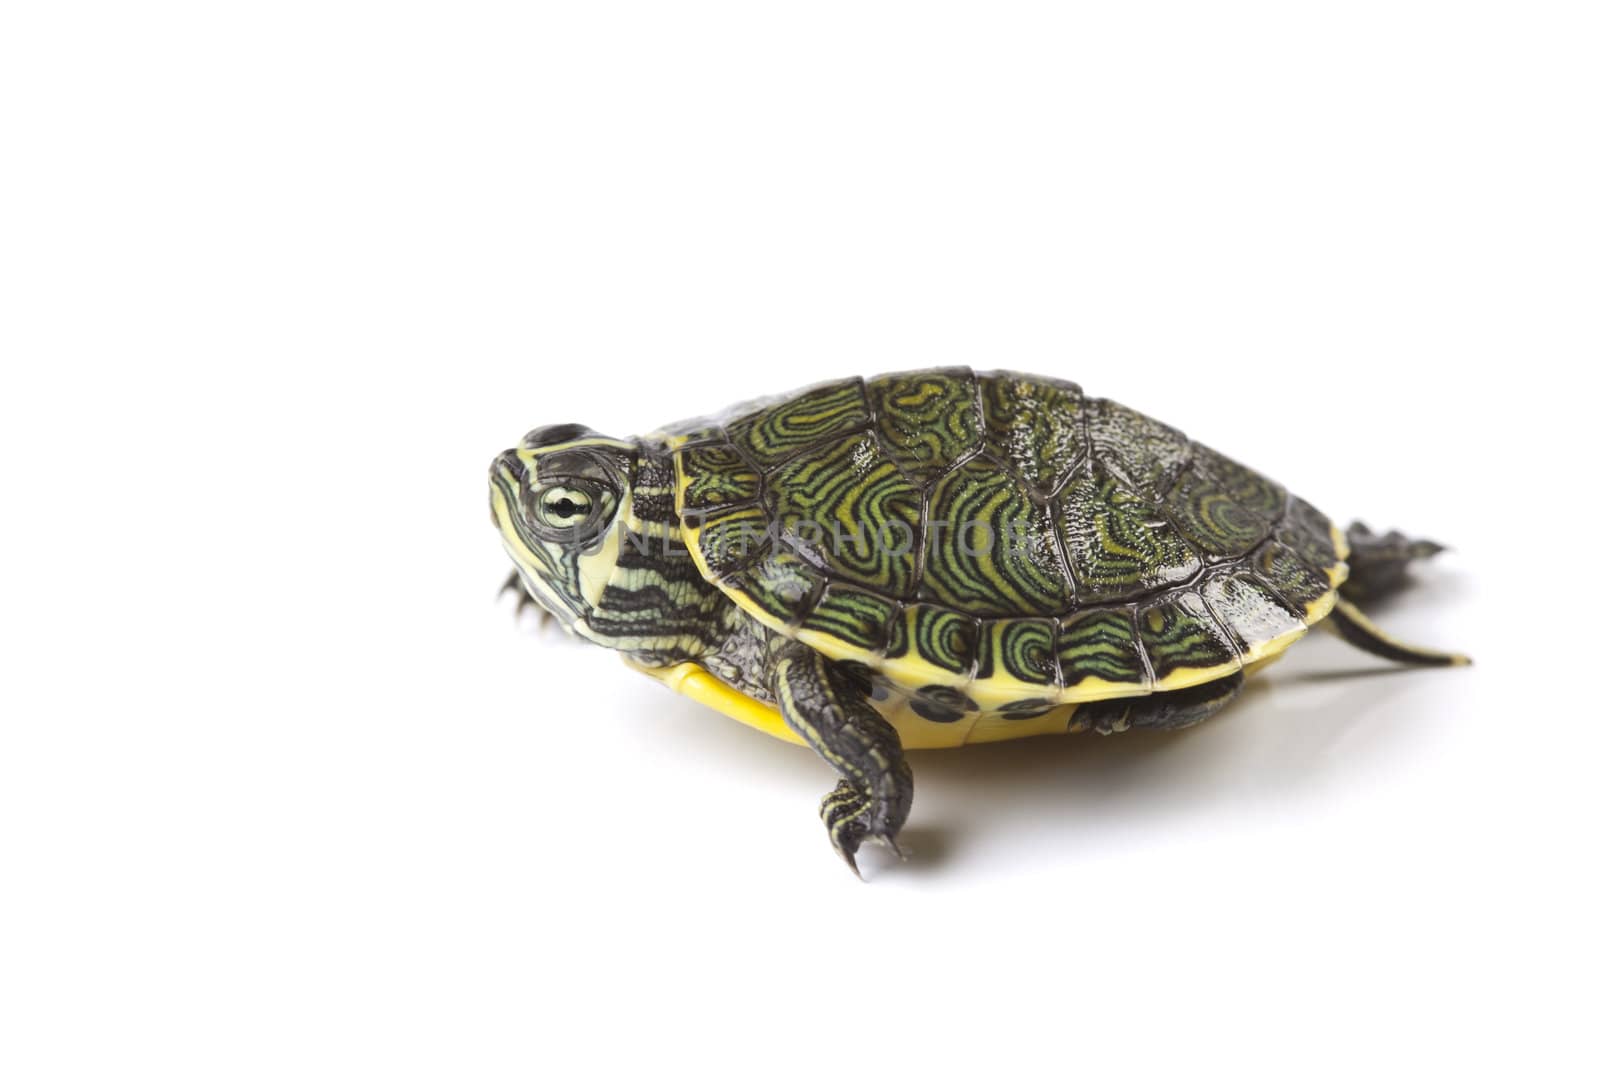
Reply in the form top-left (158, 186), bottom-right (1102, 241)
top-left (821, 780), bottom-right (907, 879)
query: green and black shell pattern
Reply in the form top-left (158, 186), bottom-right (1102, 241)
top-left (661, 369), bottom-right (1350, 723)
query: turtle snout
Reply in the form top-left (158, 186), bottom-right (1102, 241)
top-left (489, 449), bottom-right (529, 527)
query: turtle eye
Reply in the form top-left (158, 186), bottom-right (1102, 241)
top-left (536, 486), bottom-right (595, 529)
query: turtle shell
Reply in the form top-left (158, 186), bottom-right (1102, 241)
top-left (665, 369), bottom-right (1349, 712)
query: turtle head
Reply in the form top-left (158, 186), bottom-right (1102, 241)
top-left (489, 424), bottom-right (638, 640)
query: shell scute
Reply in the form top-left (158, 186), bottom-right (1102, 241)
top-left (1250, 539), bottom-right (1328, 617)
top-left (766, 432), bottom-right (921, 598)
top-left (1138, 591), bottom-right (1240, 685)
top-left (1202, 570), bottom-right (1305, 655)
top-left (719, 548), bottom-right (822, 629)
top-left (1192, 444), bottom-right (1286, 522)
top-left (728, 377), bottom-right (870, 467)
top-left (1166, 471), bottom-right (1271, 560)
top-left (694, 505), bottom-right (770, 580)
top-left (1084, 398), bottom-right (1189, 498)
top-left (866, 368), bottom-right (983, 486)
top-left (1279, 497), bottom-right (1343, 573)
top-left (805, 584), bottom-right (898, 656)
top-left (974, 617), bottom-right (1059, 691)
top-left (677, 444), bottom-right (760, 511)
top-left (920, 457), bottom-right (1070, 615)
top-left (1056, 607), bottom-right (1151, 692)
top-left (979, 372), bottom-right (1084, 494)
top-left (1058, 467), bottom-right (1201, 603)
top-left (909, 685), bottom-right (977, 723)
top-left (891, 603), bottom-right (979, 679)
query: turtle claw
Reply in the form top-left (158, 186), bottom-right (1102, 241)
top-left (830, 832), bottom-right (906, 880)
top-left (497, 570), bottom-right (538, 618)
top-left (497, 570), bottom-right (521, 598)
top-left (872, 833), bottom-right (908, 862)
top-left (821, 780), bottom-right (870, 877)
top-left (499, 569), bottom-right (561, 632)
top-left (835, 845), bottom-right (865, 881)
top-left (821, 780), bottom-right (907, 878)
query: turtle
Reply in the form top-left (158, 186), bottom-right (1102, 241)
top-left (488, 369), bottom-right (1469, 874)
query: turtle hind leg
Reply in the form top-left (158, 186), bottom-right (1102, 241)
top-left (1327, 599), bottom-right (1472, 667)
top-left (770, 640), bottom-right (912, 877)
top-left (1070, 672), bottom-right (1244, 735)
top-left (1341, 521), bottom-right (1446, 604)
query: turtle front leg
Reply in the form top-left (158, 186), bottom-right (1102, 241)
top-left (769, 640), bottom-right (913, 877)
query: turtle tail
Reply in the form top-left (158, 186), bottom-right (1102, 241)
top-left (1327, 599), bottom-right (1472, 667)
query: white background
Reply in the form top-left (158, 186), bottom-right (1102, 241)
top-left (3, 2), bottom-right (1596, 1064)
